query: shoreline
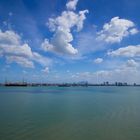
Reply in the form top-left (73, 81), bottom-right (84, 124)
top-left (0, 84), bottom-right (140, 87)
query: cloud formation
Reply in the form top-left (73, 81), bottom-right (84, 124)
top-left (0, 29), bottom-right (51, 68)
top-left (69, 62), bottom-right (140, 83)
top-left (41, 67), bottom-right (49, 74)
top-left (41, 0), bottom-right (88, 56)
top-left (126, 59), bottom-right (139, 67)
top-left (96, 17), bottom-right (138, 44)
top-left (94, 58), bottom-right (103, 64)
top-left (108, 45), bottom-right (140, 57)
top-left (66, 0), bottom-right (78, 11)
top-left (6, 56), bottom-right (34, 68)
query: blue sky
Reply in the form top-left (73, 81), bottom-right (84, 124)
top-left (0, 0), bottom-right (140, 83)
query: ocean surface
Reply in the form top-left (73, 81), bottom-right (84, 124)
top-left (0, 86), bottom-right (140, 140)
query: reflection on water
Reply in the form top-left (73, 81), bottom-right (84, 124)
top-left (0, 86), bottom-right (140, 140)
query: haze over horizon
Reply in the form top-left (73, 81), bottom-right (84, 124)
top-left (0, 0), bottom-right (140, 83)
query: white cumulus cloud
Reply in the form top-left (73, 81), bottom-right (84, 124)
top-left (6, 56), bottom-right (34, 68)
top-left (41, 0), bottom-right (88, 56)
top-left (0, 29), bottom-right (51, 68)
top-left (41, 67), bottom-right (49, 74)
top-left (108, 45), bottom-right (140, 57)
top-left (94, 58), bottom-right (103, 64)
top-left (129, 28), bottom-right (139, 35)
top-left (96, 17), bottom-right (138, 44)
top-left (66, 0), bottom-right (78, 11)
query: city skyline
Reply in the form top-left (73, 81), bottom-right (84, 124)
top-left (0, 0), bottom-right (140, 83)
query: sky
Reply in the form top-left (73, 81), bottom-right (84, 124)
top-left (0, 0), bottom-right (140, 83)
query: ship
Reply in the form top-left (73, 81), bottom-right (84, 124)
top-left (5, 82), bottom-right (28, 86)
top-left (58, 84), bottom-right (71, 87)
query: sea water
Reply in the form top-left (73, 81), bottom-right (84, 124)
top-left (0, 86), bottom-right (140, 140)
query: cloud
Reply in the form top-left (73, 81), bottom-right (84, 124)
top-left (41, 67), bottom-right (49, 74)
top-left (32, 52), bottom-right (52, 67)
top-left (0, 29), bottom-right (51, 68)
top-left (95, 67), bottom-right (140, 83)
top-left (76, 17), bottom-right (138, 56)
top-left (94, 58), bottom-right (103, 64)
top-left (41, 0), bottom-right (88, 56)
top-left (66, 0), bottom-right (78, 11)
top-left (108, 45), bottom-right (140, 57)
top-left (69, 63), bottom-right (140, 83)
top-left (6, 56), bottom-right (34, 68)
top-left (94, 60), bottom-right (140, 83)
top-left (0, 29), bottom-right (21, 46)
top-left (126, 59), bottom-right (139, 67)
top-left (96, 17), bottom-right (138, 44)
top-left (41, 27), bottom-right (78, 55)
top-left (129, 28), bottom-right (139, 35)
